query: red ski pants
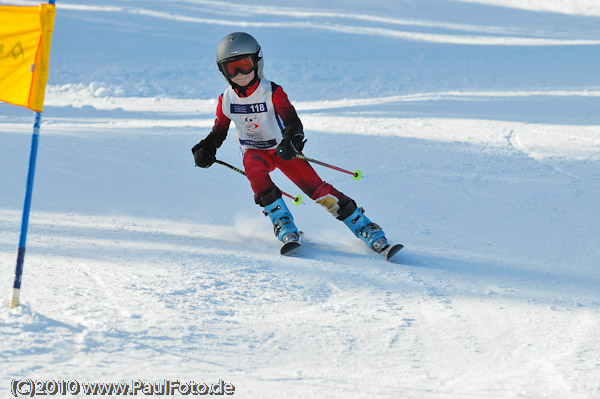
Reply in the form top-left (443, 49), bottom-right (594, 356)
top-left (243, 149), bottom-right (351, 217)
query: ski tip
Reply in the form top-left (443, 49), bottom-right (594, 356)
top-left (280, 242), bottom-right (301, 255)
top-left (385, 243), bottom-right (404, 261)
top-left (280, 231), bottom-right (303, 255)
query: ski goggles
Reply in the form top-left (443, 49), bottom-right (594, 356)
top-left (219, 55), bottom-right (256, 78)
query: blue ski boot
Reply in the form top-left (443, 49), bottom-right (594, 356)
top-left (343, 206), bottom-right (390, 253)
top-left (263, 197), bottom-right (300, 244)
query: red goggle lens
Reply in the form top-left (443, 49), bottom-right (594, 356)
top-left (221, 56), bottom-right (255, 78)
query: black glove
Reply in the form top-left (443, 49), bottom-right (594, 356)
top-left (275, 134), bottom-right (305, 161)
top-left (191, 140), bottom-right (216, 168)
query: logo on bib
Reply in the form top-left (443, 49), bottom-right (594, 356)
top-left (243, 116), bottom-right (263, 139)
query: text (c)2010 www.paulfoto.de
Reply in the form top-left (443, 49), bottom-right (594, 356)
top-left (10, 378), bottom-right (236, 396)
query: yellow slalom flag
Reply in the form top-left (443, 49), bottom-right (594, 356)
top-left (0, 3), bottom-right (55, 112)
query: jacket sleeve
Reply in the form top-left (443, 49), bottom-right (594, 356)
top-left (202, 94), bottom-right (231, 153)
top-left (272, 83), bottom-right (304, 139)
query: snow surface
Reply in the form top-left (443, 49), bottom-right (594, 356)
top-left (1, 0), bottom-right (599, 398)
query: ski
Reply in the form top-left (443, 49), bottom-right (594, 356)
top-left (280, 231), bottom-right (303, 255)
top-left (372, 237), bottom-right (403, 261)
top-left (278, 231), bottom-right (401, 260)
top-left (379, 242), bottom-right (404, 261)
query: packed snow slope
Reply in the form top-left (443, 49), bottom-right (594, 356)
top-left (1, 0), bottom-right (599, 398)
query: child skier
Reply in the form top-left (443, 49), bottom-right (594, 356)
top-left (192, 32), bottom-right (400, 258)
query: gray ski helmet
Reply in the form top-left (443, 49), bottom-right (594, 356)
top-left (216, 32), bottom-right (264, 79)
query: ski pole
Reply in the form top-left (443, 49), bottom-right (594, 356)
top-left (295, 154), bottom-right (362, 180)
top-left (215, 160), bottom-right (303, 205)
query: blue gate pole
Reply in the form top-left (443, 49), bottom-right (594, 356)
top-left (9, 112), bottom-right (42, 309)
top-left (9, 0), bottom-right (56, 310)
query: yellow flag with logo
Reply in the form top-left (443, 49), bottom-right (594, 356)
top-left (0, 3), bottom-right (55, 112)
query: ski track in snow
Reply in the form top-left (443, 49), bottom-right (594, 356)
top-left (1, 0), bottom-right (600, 398)
top-left (1, 209), bottom-right (599, 396)
top-left (5, 0), bottom-right (600, 45)
top-left (2, 84), bottom-right (599, 162)
top-left (458, 0), bottom-right (600, 17)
